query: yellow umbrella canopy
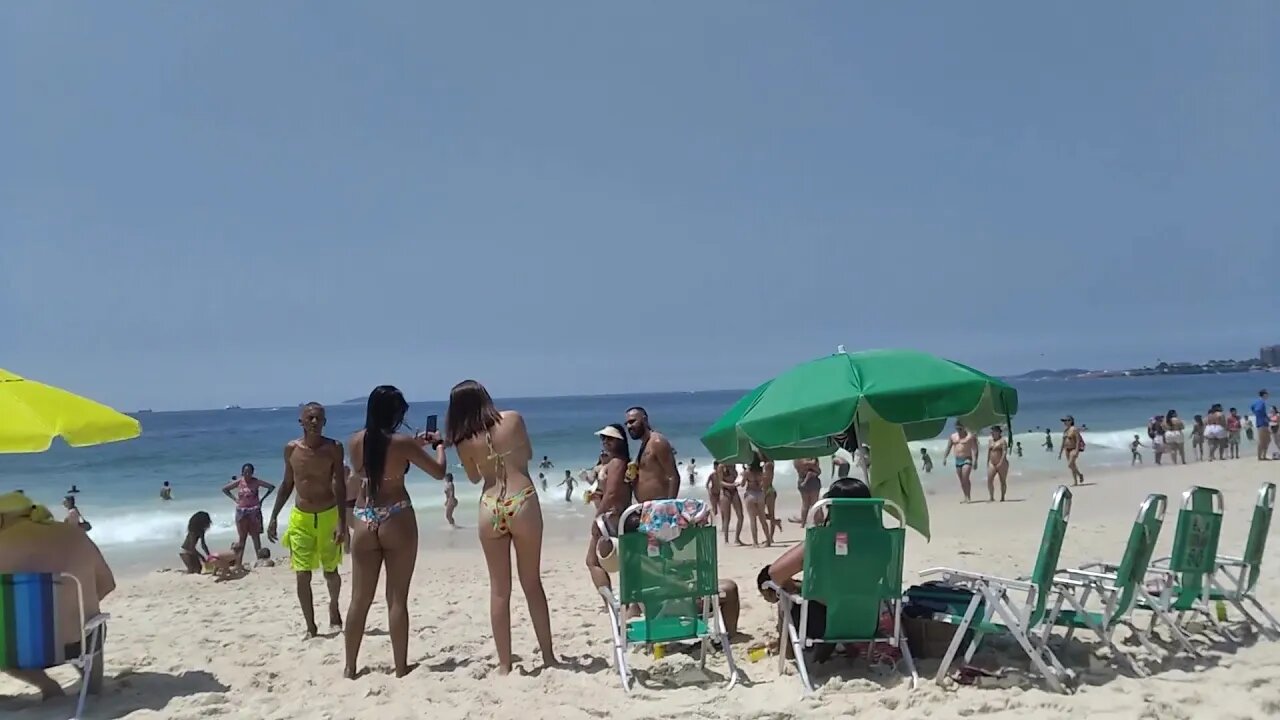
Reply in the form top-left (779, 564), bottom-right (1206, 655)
top-left (0, 368), bottom-right (141, 453)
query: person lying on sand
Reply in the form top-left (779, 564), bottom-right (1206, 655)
top-left (0, 491), bottom-right (115, 701)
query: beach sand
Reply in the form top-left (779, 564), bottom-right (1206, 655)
top-left (4, 459), bottom-right (1280, 719)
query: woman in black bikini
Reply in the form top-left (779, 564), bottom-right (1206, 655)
top-left (345, 386), bottom-right (448, 680)
top-left (718, 462), bottom-right (745, 545)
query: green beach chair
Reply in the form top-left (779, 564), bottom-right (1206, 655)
top-left (1211, 482), bottom-right (1280, 638)
top-left (598, 501), bottom-right (739, 693)
top-left (0, 572), bottom-right (109, 720)
top-left (1043, 493), bottom-right (1168, 677)
top-left (1138, 486), bottom-right (1230, 651)
top-left (919, 485), bottom-right (1074, 693)
top-left (764, 497), bottom-right (917, 694)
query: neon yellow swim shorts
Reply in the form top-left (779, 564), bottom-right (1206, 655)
top-left (285, 506), bottom-right (343, 572)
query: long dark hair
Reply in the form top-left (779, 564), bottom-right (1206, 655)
top-left (445, 380), bottom-right (502, 447)
top-left (603, 423), bottom-right (630, 462)
top-left (188, 511), bottom-right (212, 535)
top-left (364, 385), bottom-right (409, 500)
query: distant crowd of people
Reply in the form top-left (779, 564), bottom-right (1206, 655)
top-left (1132, 390), bottom-right (1279, 466)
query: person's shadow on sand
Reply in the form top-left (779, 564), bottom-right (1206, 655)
top-left (0, 670), bottom-right (229, 719)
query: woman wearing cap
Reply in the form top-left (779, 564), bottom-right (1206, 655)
top-left (1057, 415), bottom-right (1085, 485)
top-left (586, 424), bottom-right (633, 596)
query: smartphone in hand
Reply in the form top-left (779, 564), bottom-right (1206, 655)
top-left (424, 414), bottom-right (438, 434)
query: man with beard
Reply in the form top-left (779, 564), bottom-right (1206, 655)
top-left (624, 407), bottom-right (680, 501)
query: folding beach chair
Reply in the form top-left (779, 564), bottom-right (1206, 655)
top-left (763, 497), bottom-right (918, 694)
top-left (598, 501), bottom-right (739, 693)
top-left (1211, 482), bottom-right (1280, 638)
top-left (0, 572), bottom-right (109, 720)
top-left (1138, 486), bottom-right (1230, 651)
top-left (920, 485), bottom-right (1074, 693)
top-left (1043, 494), bottom-right (1168, 676)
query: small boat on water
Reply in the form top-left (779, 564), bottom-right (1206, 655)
top-left (224, 405), bottom-right (242, 410)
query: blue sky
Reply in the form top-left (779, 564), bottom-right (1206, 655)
top-left (3, 2), bottom-right (1277, 410)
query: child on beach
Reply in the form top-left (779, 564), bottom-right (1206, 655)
top-left (919, 448), bottom-right (933, 473)
top-left (558, 471), bottom-right (576, 503)
top-left (444, 473), bottom-right (458, 527)
top-left (179, 511), bottom-right (214, 574)
top-left (1015, 442), bottom-right (1023, 458)
top-left (1043, 429), bottom-right (1053, 452)
top-left (1130, 435), bottom-right (1144, 465)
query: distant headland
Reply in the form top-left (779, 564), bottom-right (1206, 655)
top-left (1012, 357), bottom-right (1275, 381)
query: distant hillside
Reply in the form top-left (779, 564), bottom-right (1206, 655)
top-left (1011, 368), bottom-right (1094, 380)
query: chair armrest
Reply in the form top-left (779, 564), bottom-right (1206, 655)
top-left (762, 580), bottom-right (802, 605)
top-left (84, 613), bottom-right (110, 632)
top-left (1148, 556), bottom-right (1172, 569)
top-left (1216, 555), bottom-right (1246, 565)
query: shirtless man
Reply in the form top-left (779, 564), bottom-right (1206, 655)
top-left (986, 426), bottom-right (1010, 502)
top-left (942, 421), bottom-right (979, 503)
top-left (267, 403), bottom-right (348, 637)
top-left (624, 407), bottom-right (680, 501)
top-left (1057, 415), bottom-right (1085, 485)
top-left (791, 457), bottom-right (822, 524)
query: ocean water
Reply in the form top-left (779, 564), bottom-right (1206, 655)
top-left (3, 373), bottom-right (1275, 555)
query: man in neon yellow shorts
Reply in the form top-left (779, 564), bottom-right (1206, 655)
top-left (268, 403), bottom-right (348, 637)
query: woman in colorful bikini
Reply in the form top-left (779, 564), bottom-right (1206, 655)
top-left (741, 454), bottom-right (771, 548)
top-left (345, 385), bottom-right (448, 679)
top-left (446, 379), bottom-right (556, 675)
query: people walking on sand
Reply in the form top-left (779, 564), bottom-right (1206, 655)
top-left (688, 458), bottom-right (699, 485)
top-left (741, 454), bottom-right (772, 548)
top-left (706, 461), bottom-right (722, 519)
top-left (345, 386), bottom-right (448, 679)
top-left (444, 473), bottom-right (458, 527)
top-left (1058, 415), bottom-right (1086, 485)
top-left (446, 380), bottom-right (556, 675)
top-left (919, 447), bottom-right (933, 473)
top-left (942, 421), bottom-right (979, 503)
top-left (624, 407), bottom-right (681, 500)
top-left (762, 454), bottom-right (782, 538)
top-left (1163, 410), bottom-right (1187, 465)
top-left (720, 462), bottom-right (745, 544)
top-left (1131, 435), bottom-right (1144, 465)
top-left (1043, 429), bottom-right (1053, 452)
top-left (791, 457), bottom-right (822, 525)
top-left (1015, 442), bottom-right (1023, 458)
top-left (1191, 415), bottom-right (1206, 462)
top-left (160, 481), bottom-right (173, 501)
top-left (1251, 390), bottom-right (1271, 460)
top-left (1228, 408), bottom-right (1243, 459)
top-left (1205, 404), bottom-right (1228, 461)
top-left (986, 426), bottom-right (1010, 502)
top-left (267, 403), bottom-right (348, 638)
top-left (1148, 417), bottom-right (1166, 465)
top-left (221, 463), bottom-right (275, 566)
top-left (558, 471), bottom-right (576, 503)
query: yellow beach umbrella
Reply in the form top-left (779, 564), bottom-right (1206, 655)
top-left (0, 368), bottom-right (141, 453)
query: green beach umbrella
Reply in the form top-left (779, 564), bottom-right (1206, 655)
top-left (699, 348), bottom-right (1019, 539)
top-left (700, 348), bottom-right (1017, 462)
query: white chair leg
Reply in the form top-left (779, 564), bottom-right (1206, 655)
top-left (1246, 596), bottom-right (1280, 635)
top-left (936, 592), bottom-right (984, 685)
top-left (987, 596), bottom-right (1067, 693)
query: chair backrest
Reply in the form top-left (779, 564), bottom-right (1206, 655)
top-left (1168, 486), bottom-right (1224, 599)
top-left (0, 573), bottom-right (65, 670)
top-left (617, 520), bottom-right (719, 616)
top-left (801, 498), bottom-right (904, 641)
top-left (1242, 482), bottom-right (1276, 592)
top-left (1108, 494), bottom-right (1168, 621)
top-left (1028, 486), bottom-right (1073, 623)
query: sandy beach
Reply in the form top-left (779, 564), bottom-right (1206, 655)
top-left (4, 458), bottom-right (1279, 720)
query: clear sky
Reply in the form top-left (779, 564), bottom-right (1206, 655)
top-left (3, 2), bottom-right (1277, 410)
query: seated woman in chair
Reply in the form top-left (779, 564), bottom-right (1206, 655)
top-left (756, 477), bottom-right (872, 658)
top-left (0, 492), bottom-right (116, 700)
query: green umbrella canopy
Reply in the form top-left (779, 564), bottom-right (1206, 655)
top-left (700, 348), bottom-right (1018, 463)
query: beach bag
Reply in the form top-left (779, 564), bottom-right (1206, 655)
top-left (1077, 434), bottom-right (1085, 452)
